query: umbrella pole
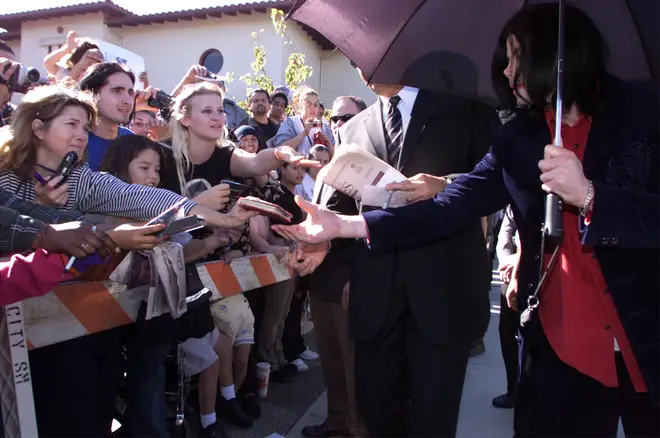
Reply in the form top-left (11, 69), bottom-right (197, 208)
top-left (543, 0), bottom-right (565, 240)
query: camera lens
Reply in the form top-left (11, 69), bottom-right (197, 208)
top-left (26, 68), bottom-right (41, 82)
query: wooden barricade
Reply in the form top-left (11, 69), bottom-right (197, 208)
top-left (0, 253), bottom-right (292, 437)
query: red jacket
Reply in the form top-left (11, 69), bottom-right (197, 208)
top-left (0, 251), bottom-right (72, 306)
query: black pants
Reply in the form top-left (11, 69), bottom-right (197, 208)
top-left (240, 287), bottom-right (265, 395)
top-left (520, 327), bottom-right (660, 437)
top-left (30, 328), bottom-right (124, 437)
top-left (354, 289), bottom-right (471, 438)
top-left (282, 281), bottom-right (307, 362)
top-left (499, 286), bottom-right (519, 397)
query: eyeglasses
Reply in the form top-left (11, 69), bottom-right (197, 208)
top-left (330, 114), bottom-right (355, 124)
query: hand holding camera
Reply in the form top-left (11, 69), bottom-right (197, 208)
top-left (1, 58), bottom-right (46, 95)
top-left (303, 118), bottom-right (320, 134)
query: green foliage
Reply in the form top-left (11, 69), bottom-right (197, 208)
top-left (233, 8), bottom-right (314, 113)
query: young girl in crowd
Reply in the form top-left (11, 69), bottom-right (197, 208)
top-left (295, 144), bottom-right (331, 202)
top-left (101, 134), bottom-right (238, 437)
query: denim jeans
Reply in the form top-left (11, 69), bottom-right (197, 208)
top-left (123, 341), bottom-right (172, 437)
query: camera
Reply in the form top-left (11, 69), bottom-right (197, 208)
top-left (1, 63), bottom-right (47, 94)
top-left (146, 90), bottom-right (174, 112)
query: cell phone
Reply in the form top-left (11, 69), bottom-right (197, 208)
top-left (162, 216), bottom-right (206, 236)
top-left (221, 180), bottom-right (254, 202)
top-left (149, 216), bottom-right (206, 238)
top-left (52, 151), bottom-right (79, 188)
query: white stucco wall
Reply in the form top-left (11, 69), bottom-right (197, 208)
top-left (320, 49), bottom-right (378, 108)
top-left (7, 9), bottom-right (375, 111)
top-left (116, 12), bottom-right (286, 103)
top-left (5, 40), bottom-right (21, 60)
top-left (102, 26), bottom-right (123, 47)
top-left (19, 13), bottom-right (105, 76)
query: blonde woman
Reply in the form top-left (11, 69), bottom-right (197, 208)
top-left (269, 86), bottom-right (334, 156)
top-left (0, 83), bottom-right (255, 437)
top-left (159, 81), bottom-right (319, 434)
top-left (162, 81), bottom-right (318, 203)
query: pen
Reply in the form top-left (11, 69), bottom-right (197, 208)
top-left (34, 172), bottom-right (48, 185)
top-left (383, 190), bottom-right (394, 209)
top-left (62, 225), bottom-right (96, 278)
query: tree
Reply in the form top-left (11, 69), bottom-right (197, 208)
top-left (232, 8), bottom-right (313, 112)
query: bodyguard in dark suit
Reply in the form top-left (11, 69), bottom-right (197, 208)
top-left (313, 78), bottom-right (498, 436)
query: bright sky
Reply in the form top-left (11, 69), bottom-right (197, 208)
top-left (1, 0), bottom-right (269, 16)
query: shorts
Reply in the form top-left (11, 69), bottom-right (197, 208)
top-left (210, 294), bottom-right (255, 346)
top-left (179, 328), bottom-right (220, 377)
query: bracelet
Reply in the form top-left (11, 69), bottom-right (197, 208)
top-left (580, 180), bottom-right (594, 217)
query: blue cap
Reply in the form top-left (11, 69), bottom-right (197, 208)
top-left (234, 125), bottom-right (259, 140)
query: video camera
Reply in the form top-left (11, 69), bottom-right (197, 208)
top-left (146, 90), bottom-right (174, 122)
top-left (1, 63), bottom-right (48, 94)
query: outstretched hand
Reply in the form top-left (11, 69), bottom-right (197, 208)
top-left (288, 242), bottom-right (330, 276)
top-left (274, 146), bottom-right (322, 168)
top-left (271, 196), bottom-right (344, 244)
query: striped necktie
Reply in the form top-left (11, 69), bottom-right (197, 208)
top-left (385, 95), bottom-right (403, 168)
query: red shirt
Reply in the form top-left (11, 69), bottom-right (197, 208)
top-left (539, 112), bottom-right (647, 392)
top-left (0, 250), bottom-right (72, 306)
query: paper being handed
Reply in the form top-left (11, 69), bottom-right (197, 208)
top-left (318, 143), bottom-right (406, 205)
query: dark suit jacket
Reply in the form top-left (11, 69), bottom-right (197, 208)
top-left (362, 77), bottom-right (660, 401)
top-left (314, 90), bottom-right (499, 344)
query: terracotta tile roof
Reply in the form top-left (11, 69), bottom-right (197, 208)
top-left (0, 0), bottom-right (334, 50)
top-left (104, 0), bottom-right (294, 28)
top-left (0, 1), bottom-right (131, 30)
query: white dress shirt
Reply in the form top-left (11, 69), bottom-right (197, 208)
top-left (379, 86), bottom-right (419, 139)
top-left (315, 88), bottom-right (420, 208)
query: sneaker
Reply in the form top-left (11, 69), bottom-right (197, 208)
top-left (220, 398), bottom-right (254, 428)
top-left (299, 347), bottom-right (320, 361)
top-left (240, 393), bottom-right (262, 419)
top-left (198, 422), bottom-right (228, 438)
top-left (492, 393), bottom-right (515, 409)
top-left (291, 358), bottom-right (309, 372)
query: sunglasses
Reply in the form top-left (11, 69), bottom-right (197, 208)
top-left (330, 114), bottom-right (355, 124)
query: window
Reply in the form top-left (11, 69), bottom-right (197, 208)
top-left (47, 44), bottom-right (63, 54)
top-left (199, 49), bottom-right (224, 74)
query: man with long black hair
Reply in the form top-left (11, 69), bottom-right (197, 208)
top-left (79, 62), bottom-right (158, 170)
top-left (277, 4), bottom-right (659, 437)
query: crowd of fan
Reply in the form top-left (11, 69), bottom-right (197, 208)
top-left (0, 31), bottom-right (368, 438)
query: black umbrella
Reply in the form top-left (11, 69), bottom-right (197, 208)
top-left (288, 0), bottom-right (658, 106)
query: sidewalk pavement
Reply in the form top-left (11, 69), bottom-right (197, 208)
top-left (287, 275), bottom-right (515, 438)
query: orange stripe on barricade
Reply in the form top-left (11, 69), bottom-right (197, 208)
top-left (204, 262), bottom-right (242, 297)
top-left (52, 282), bottom-right (133, 334)
top-left (249, 256), bottom-right (277, 286)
